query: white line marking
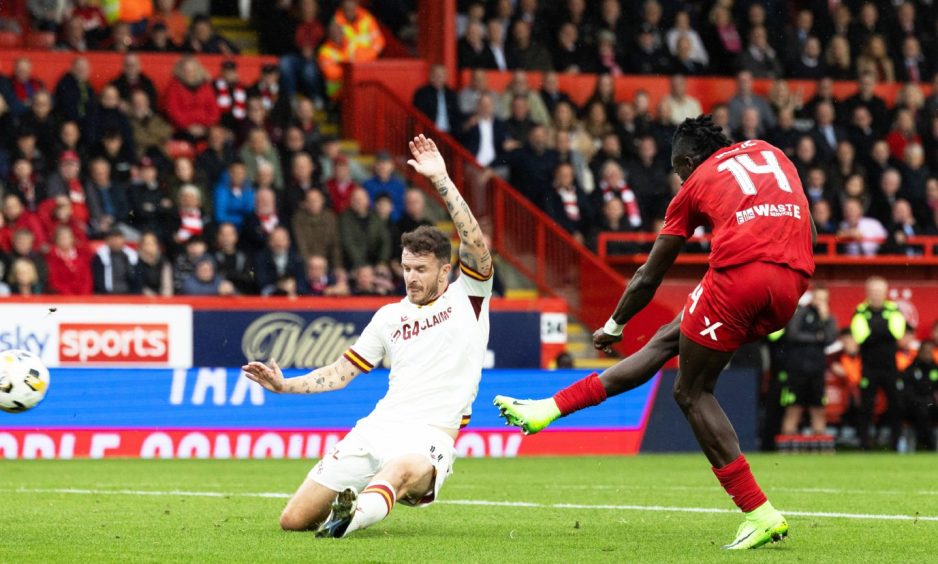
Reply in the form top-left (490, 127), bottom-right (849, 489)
top-left (469, 484), bottom-right (938, 496)
top-left (6, 488), bottom-right (938, 523)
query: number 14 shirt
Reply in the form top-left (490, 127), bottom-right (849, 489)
top-left (660, 139), bottom-right (815, 277)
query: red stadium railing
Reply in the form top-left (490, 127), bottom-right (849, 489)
top-left (347, 80), bottom-right (626, 331)
top-left (597, 233), bottom-right (938, 266)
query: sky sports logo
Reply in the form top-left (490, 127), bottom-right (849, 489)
top-left (59, 323), bottom-right (169, 364)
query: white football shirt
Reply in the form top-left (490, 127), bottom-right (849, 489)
top-left (343, 262), bottom-right (493, 430)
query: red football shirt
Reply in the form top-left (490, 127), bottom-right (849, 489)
top-left (660, 139), bottom-right (815, 276)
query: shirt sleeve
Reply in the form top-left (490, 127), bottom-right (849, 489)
top-left (457, 261), bottom-right (494, 298)
top-left (659, 178), bottom-right (699, 239)
top-left (343, 309), bottom-right (387, 373)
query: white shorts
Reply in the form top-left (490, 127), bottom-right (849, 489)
top-left (308, 420), bottom-right (456, 506)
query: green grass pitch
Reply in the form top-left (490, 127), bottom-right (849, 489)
top-left (2, 454), bottom-right (936, 562)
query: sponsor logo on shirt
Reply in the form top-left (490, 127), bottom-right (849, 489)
top-left (735, 203), bottom-right (802, 224)
top-left (391, 307), bottom-right (454, 343)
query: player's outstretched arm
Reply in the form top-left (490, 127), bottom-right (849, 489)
top-left (242, 356), bottom-right (361, 394)
top-left (407, 134), bottom-right (491, 278)
top-left (593, 235), bottom-right (684, 353)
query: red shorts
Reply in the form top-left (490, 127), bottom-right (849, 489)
top-left (680, 262), bottom-right (809, 352)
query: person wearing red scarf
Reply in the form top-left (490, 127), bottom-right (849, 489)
top-left (325, 156), bottom-right (359, 214)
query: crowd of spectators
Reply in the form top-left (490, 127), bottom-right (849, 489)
top-left (446, 1), bottom-right (938, 256)
top-left (0, 44), bottom-right (436, 298)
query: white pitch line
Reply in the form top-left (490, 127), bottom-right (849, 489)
top-left (6, 487), bottom-right (938, 523)
top-left (502, 484), bottom-right (938, 497)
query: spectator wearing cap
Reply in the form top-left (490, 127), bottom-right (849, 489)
top-left (254, 226), bottom-right (304, 296)
top-left (363, 151), bottom-right (406, 223)
top-left (140, 22), bottom-right (179, 52)
top-left (54, 57), bottom-right (96, 128)
top-left (413, 64), bottom-right (462, 135)
top-left (0, 194), bottom-right (47, 253)
top-left (249, 64), bottom-right (290, 126)
top-left (240, 187), bottom-right (283, 256)
top-left (85, 158), bottom-right (130, 238)
top-left (165, 56), bottom-right (221, 141)
top-left (213, 159), bottom-right (255, 230)
top-left (338, 187), bottom-right (391, 271)
top-left (92, 228), bottom-right (140, 295)
top-left (280, 0), bottom-right (325, 103)
top-left (215, 60), bottom-right (248, 127)
top-left (185, 15), bottom-right (238, 55)
top-left (292, 188), bottom-right (343, 268)
top-left (326, 155), bottom-right (360, 215)
top-left (110, 53), bottom-right (158, 110)
top-left (46, 225), bottom-right (92, 295)
top-left (334, 0), bottom-right (385, 61)
top-left (128, 90), bottom-right (173, 159)
top-left (129, 157), bottom-right (174, 241)
top-left (212, 222), bottom-right (255, 295)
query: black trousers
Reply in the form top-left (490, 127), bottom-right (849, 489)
top-left (857, 367), bottom-right (901, 450)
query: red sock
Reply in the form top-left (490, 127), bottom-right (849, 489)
top-left (553, 373), bottom-right (607, 416)
top-left (712, 454), bottom-right (767, 513)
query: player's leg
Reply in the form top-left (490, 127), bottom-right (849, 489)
top-left (780, 404), bottom-right (804, 435)
top-left (343, 454), bottom-right (435, 537)
top-left (494, 316), bottom-right (681, 434)
top-left (279, 479), bottom-right (341, 531)
top-left (880, 372), bottom-right (903, 450)
top-left (674, 334), bottom-right (788, 550)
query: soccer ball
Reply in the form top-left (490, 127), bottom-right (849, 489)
top-left (0, 349), bottom-right (51, 413)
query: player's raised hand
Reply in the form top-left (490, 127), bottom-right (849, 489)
top-left (592, 328), bottom-right (622, 355)
top-left (407, 134), bottom-right (448, 181)
top-left (241, 359), bottom-right (285, 393)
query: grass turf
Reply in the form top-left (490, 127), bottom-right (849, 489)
top-left (1, 454), bottom-right (936, 563)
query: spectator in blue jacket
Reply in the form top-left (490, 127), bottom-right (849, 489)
top-left (213, 158), bottom-right (255, 228)
top-left (362, 151), bottom-right (406, 222)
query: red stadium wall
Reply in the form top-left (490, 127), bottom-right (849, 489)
top-left (457, 70), bottom-right (934, 114)
top-left (0, 50), bottom-right (277, 102)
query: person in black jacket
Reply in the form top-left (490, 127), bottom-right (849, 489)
top-left (543, 162), bottom-right (592, 244)
top-left (92, 229), bottom-right (141, 295)
top-left (253, 225), bottom-right (303, 296)
top-left (780, 287), bottom-right (838, 437)
top-left (412, 64), bottom-right (462, 135)
top-left (896, 340), bottom-right (938, 451)
top-left (128, 157), bottom-right (174, 242)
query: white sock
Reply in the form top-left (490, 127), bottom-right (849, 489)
top-left (344, 480), bottom-right (396, 536)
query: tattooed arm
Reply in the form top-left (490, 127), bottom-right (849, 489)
top-left (406, 134), bottom-right (492, 277)
top-left (241, 356), bottom-right (361, 394)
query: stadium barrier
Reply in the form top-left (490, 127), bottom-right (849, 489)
top-left (0, 367), bottom-right (664, 459)
top-left (0, 296), bottom-right (566, 370)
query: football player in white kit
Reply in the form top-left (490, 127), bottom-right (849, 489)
top-left (242, 135), bottom-right (494, 538)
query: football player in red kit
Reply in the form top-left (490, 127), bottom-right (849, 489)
top-left (496, 115), bottom-right (816, 550)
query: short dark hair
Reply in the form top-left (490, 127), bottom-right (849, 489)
top-left (401, 225), bottom-right (451, 263)
top-left (673, 114), bottom-right (732, 162)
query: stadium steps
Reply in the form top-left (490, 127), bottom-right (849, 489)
top-left (211, 16), bottom-right (258, 55)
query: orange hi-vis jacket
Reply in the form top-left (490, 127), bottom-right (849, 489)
top-left (334, 6), bottom-right (384, 61)
top-left (119, 0), bottom-right (153, 22)
top-left (318, 39), bottom-right (352, 100)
